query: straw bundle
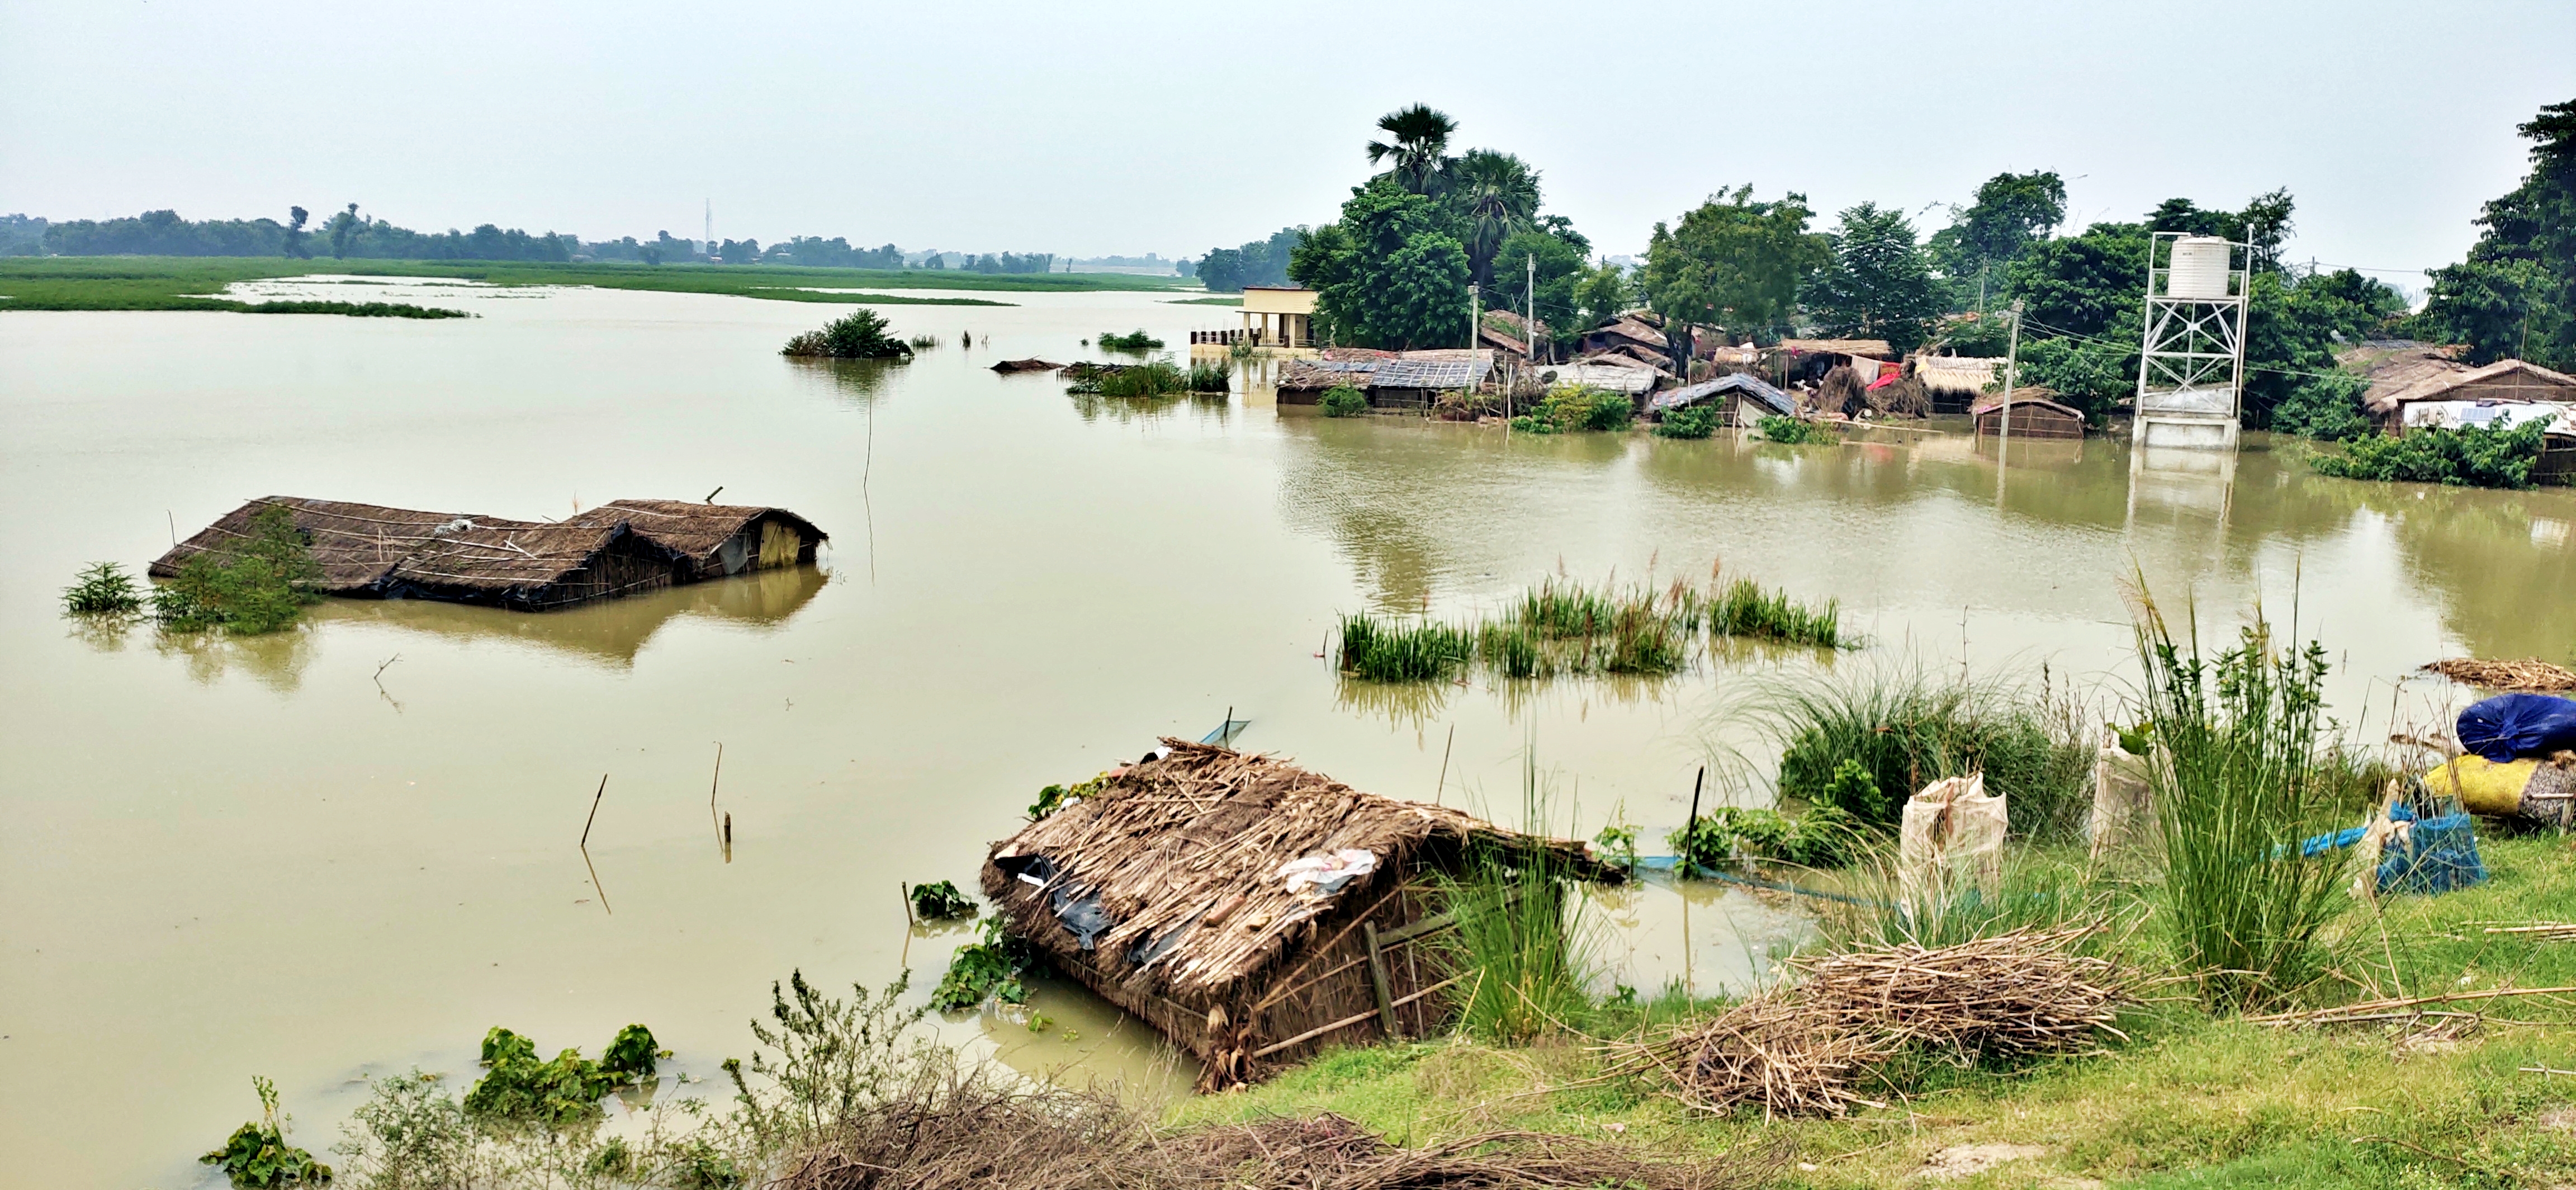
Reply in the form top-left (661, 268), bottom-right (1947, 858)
top-left (1815, 365), bottom-right (1867, 417)
top-left (1617, 928), bottom-right (2131, 1118)
top-left (2423, 658), bottom-right (2576, 693)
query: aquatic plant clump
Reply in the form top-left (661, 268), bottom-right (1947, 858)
top-left (1707, 577), bottom-right (1843, 648)
top-left (909, 880), bottom-right (976, 920)
top-left (1319, 384), bottom-right (1368, 417)
top-left (2308, 419), bottom-right (2550, 489)
top-left (782, 308), bottom-right (913, 359)
top-left (1097, 328), bottom-right (1164, 351)
top-left (1185, 360), bottom-right (1230, 392)
top-left (154, 504), bottom-right (323, 635)
top-left (1666, 802), bottom-right (1864, 871)
top-left (1769, 666), bottom-right (2094, 839)
top-left (930, 917), bottom-right (1033, 1012)
top-left (462, 1024), bottom-right (660, 1127)
top-left (202, 1076), bottom-right (332, 1189)
top-left (1758, 414), bottom-right (1827, 444)
top-left (1063, 359), bottom-right (1191, 397)
top-left (1653, 404), bottom-right (1719, 439)
top-left (62, 560), bottom-right (145, 615)
top-left (1337, 613), bottom-right (1473, 681)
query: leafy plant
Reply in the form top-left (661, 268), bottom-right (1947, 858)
top-left (1756, 414), bottom-right (1822, 444)
top-left (929, 917), bottom-right (1031, 1012)
top-left (782, 309), bottom-right (912, 359)
top-left (155, 504), bottom-right (322, 634)
top-left (1509, 384), bottom-right (1631, 433)
top-left (1028, 773), bottom-right (1107, 820)
top-left (741, 969), bottom-right (936, 1142)
top-left (1667, 802), bottom-right (1867, 871)
top-left (1096, 329), bottom-right (1163, 351)
top-left (461, 1023), bottom-right (659, 1127)
top-left (1319, 384), bottom-right (1368, 417)
top-left (202, 1076), bottom-right (333, 1188)
top-left (2307, 419), bottom-right (2549, 489)
top-left (1652, 404), bottom-right (1719, 439)
top-left (1591, 810), bottom-right (1640, 871)
top-left (62, 560), bottom-right (145, 615)
top-left (909, 880), bottom-right (976, 920)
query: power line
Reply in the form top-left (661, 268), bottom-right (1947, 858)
top-left (2016, 315), bottom-right (2354, 383)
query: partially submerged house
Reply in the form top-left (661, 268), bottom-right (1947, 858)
top-left (1649, 372), bottom-right (1797, 427)
top-left (982, 741), bottom-right (1614, 1088)
top-left (2357, 355), bottom-right (2576, 484)
top-left (1535, 361), bottom-right (1660, 399)
top-left (1911, 356), bottom-right (2004, 415)
top-left (1276, 350), bottom-right (1494, 409)
top-left (153, 496), bottom-right (826, 611)
top-left (1774, 338), bottom-right (1895, 386)
top-left (1971, 389), bottom-right (2086, 440)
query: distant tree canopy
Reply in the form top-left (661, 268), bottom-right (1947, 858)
top-left (41, 207), bottom-right (577, 262)
top-left (0, 212), bottom-right (49, 256)
top-left (1286, 106), bottom-right (1585, 350)
top-left (1641, 185), bottom-right (1829, 341)
top-left (1195, 227), bottom-right (1304, 292)
top-left (2422, 97), bottom-right (2576, 371)
top-left (1928, 170), bottom-right (2066, 296)
top-left (1804, 202), bottom-right (1943, 352)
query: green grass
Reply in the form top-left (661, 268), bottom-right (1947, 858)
top-left (0, 256), bottom-right (1190, 313)
top-left (1172, 834), bottom-right (2576, 1189)
top-left (1164, 296), bottom-right (1242, 305)
top-left (1766, 662), bottom-right (2096, 840)
top-left (1706, 577), bottom-right (1844, 648)
top-left (1337, 613), bottom-right (1474, 681)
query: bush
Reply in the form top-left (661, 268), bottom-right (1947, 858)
top-left (1064, 360), bottom-right (1190, 397)
top-left (1653, 404), bottom-right (1719, 438)
top-left (462, 1024), bottom-right (659, 1127)
top-left (1768, 666), bottom-right (2094, 840)
top-left (909, 880), bottom-right (976, 920)
top-left (783, 309), bottom-right (912, 359)
top-left (62, 560), bottom-right (145, 615)
top-left (2308, 419), bottom-right (2549, 488)
top-left (930, 917), bottom-right (1032, 1012)
top-left (1097, 329), bottom-right (1163, 351)
top-left (1319, 384), bottom-right (1368, 417)
top-left (202, 1076), bottom-right (332, 1188)
top-left (2268, 372), bottom-right (2371, 441)
top-left (1509, 383), bottom-right (1632, 433)
top-left (1756, 414), bottom-right (1821, 444)
top-left (154, 504), bottom-right (323, 634)
top-left (1185, 360), bottom-right (1229, 392)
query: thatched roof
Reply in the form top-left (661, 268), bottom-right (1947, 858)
top-left (984, 742), bottom-right (1609, 1004)
top-left (1778, 338), bottom-right (1896, 360)
top-left (1912, 355), bottom-right (2003, 395)
top-left (1540, 363), bottom-right (1659, 395)
top-left (1586, 318), bottom-right (1668, 351)
top-left (2368, 358), bottom-right (2576, 414)
top-left (1278, 352), bottom-right (1493, 392)
top-left (991, 358), bottom-right (1062, 374)
top-left (1970, 386), bottom-right (2078, 418)
top-left (152, 496), bottom-right (826, 610)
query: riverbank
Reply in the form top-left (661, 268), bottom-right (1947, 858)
top-left (1178, 833), bottom-right (2576, 1188)
top-left (0, 256), bottom-right (1190, 313)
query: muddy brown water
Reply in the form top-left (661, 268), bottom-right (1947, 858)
top-left (4, 279), bottom-right (2572, 1187)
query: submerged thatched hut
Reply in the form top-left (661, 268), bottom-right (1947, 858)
top-left (153, 496), bottom-right (825, 611)
top-left (983, 741), bottom-right (1614, 1088)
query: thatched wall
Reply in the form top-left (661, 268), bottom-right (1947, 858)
top-left (983, 742), bottom-right (1610, 1087)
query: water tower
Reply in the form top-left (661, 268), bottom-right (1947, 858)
top-left (2132, 233), bottom-right (2248, 450)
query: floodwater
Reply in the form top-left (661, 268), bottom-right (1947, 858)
top-left (4, 280), bottom-right (2573, 1188)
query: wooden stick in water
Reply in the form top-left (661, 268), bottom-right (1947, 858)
top-left (1434, 724), bottom-right (1455, 806)
top-left (708, 742), bottom-right (725, 853)
top-left (581, 773), bottom-right (608, 849)
top-left (722, 813), bottom-right (732, 863)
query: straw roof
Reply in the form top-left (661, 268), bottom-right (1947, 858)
top-left (1912, 356), bottom-right (2003, 395)
top-left (150, 497), bottom-right (520, 593)
top-left (1778, 338), bottom-right (1896, 360)
top-left (983, 741), bottom-right (1610, 1004)
top-left (383, 520), bottom-right (680, 601)
top-left (2369, 358), bottom-right (2576, 414)
top-left (572, 499), bottom-right (827, 573)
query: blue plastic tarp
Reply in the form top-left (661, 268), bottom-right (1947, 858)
top-left (2457, 693), bottom-right (2576, 763)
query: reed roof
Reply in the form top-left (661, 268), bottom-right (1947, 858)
top-left (149, 497), bottom-right (524, 593)
top-left (384, 520), bottom-right (673, 594)
top-left (1911, 356), bottom-right (2004, 395)
top-left (1778, 338), bottom-right (1896, 360)
top-left (984, 741), bottom-right (1610, 1004)
top-left (571, 499), bottom-right (827, 566)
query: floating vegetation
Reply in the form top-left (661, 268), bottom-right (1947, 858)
top-left (930, 917), bottom-right (1033, 1012)
top-left (61, 560), bottom-right (145, 616)
top-left (907, 332), bottom-right (942, 349)
top-left (909, 880), bottom-right (976, 920)
top-left (1185, 360), bottom-right (1230, 393)
top-left (1096, 328), bottom-right (1164, 351)
top-left (782, 308), bottom-right (913, 359)
top-left (243, 300), bottom-right (469, 319)
top-left (1337, 568), bottom-right (1846, 685)
top-left (154, 504), bottom-right (322, 635)
top-left (1063, 358), bottom-right (1191, 397)
top-left (1653, 403), bottom-right (1720, 439)
top-left (200, 1076), bottom-right (331, 1189)
top-left (1319, 384), bottom-right (1368, 417)
top-left (462, 1024), bottom-right (661, 1128)
top-left (1757, 414), bottom-right (1828, 445)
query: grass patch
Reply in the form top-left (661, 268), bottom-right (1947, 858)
top-left (1337, 613), bottom-right (1474, 682)
top-left (1339, 570), bottom-right (1844, 687)
top-left (1185, 360), bottom-right (1229, 392)
top-left (1097, 328), bottom-right (1164, 351)
top-left (1063, 358), bottom-right (1193, 397)
top-left (1706, 577), bottom-right (1844, 648)
top-left (1437, 775), bottom-right (1596, 1045)
top-left (1765, 662), bottom-right (2095, 840)
top-left (1164, 296), bottom-right (1242, 305)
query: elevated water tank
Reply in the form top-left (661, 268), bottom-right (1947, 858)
top-left (2165, 236), bottom-right (2233, 299)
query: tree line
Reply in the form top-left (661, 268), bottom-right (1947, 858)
top-left (1239, 99), bottom-right (2576, 433)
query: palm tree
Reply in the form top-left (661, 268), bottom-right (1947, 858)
top-left (1365, 104), bottom-right (1457, 196)
top-left (1452, 149), bottom-right (1540, 286)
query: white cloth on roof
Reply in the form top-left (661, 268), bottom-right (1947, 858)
top-left (1276, 849), bottom-right (1379, 899)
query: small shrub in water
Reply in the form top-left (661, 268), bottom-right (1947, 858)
top-left (1654, 404), bottom-right (1719, 439)
top-left (2307, 419), bottom-right (2548, 488)
top-left (1185, 360), bottom-right (1230, 392)
top-left (202, 1076), bottom-right (332, 1188)
top-left (907, 333), bottom-right (941, 349)
top-left (909, 879), bottom-right (976, 920)
top-left (462, 1023), bottom-right (659, 1127)
top-left (62, 560), bottom-right (145, 615)
top-left (1319, 384), bottom-right (1368, 417)
top-left (1097, 328), bottom-right (1163, 351)
top-left (1757, 414), bottom-right (1821, 444)
top-left (930, 917), bottom-right (1032, 1012)
top-left (783, 309), bottom-right (912, 359)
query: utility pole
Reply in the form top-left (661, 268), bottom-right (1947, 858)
top-left (1467, 282), bottom-right (1480, 352)
top-left (1526, 253), bottom-right (1538, 363)
top-left (1999, 300), bottom-right (2025, 450)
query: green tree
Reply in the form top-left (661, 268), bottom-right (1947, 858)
top-left (1289, 177), bottom-right (1471, 349)
top-left (2423, 98), bottom-right (2576, 370)
top-left (1490, 227), bottom-right (1589, 354)
top-left (282, 206), bottom-right (310, 259)
top-left (1573, 261), bottom-right (1635, 330)
top-left (1642, 185), bottom-right (1829, 341)
top-left (325, 203), bottom-right (360, 259)
top-left (1804, 202), bottom-right (1944, 352)
top-left (1929, 170), bottom-right (2066, 300)
top-left (1364, 103), bottom-right (1457, 196)
top-left (1451, 149), bottom-right (1540, 287)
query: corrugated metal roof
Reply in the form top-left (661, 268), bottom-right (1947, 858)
top-left (1650, 372), bottom-right (1794, 415)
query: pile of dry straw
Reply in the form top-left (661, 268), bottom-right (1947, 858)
top-left (1615, 927), bottom-right (2134, 1118)
top-left (2423, 657), bottom-right (2576, 693)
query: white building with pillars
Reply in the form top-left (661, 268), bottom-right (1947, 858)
top-left (1189, 286), bottom-right (1319, 357)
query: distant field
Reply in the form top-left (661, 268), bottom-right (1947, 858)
top-left (0, 257), bottom-right (1190, 313)
top-left (1164, 296), bottom-right (1240, 305)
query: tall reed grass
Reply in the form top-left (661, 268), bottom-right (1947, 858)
top-left (1764, 663), bottom-right (2095, 840)
top-left (1336, 614), bottom-right (1472, 682)
top-left (2132, 587), bottom-right (2351, 1010)
top-left (1706, 578), bottom-right (1844, 649)
top-left (1436, 761), bottom-right (1595, 1043)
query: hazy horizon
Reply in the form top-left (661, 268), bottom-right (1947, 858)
top-left (4, 0), bottom-right (2571, 282)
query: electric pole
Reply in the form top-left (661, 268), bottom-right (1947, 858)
top-left (1999, 300), bottom-right (2025, 449)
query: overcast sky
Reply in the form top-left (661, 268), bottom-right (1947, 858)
top-left (4, 0), bottom-right (2570, 282)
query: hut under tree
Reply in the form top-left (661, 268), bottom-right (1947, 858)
top-left (153, 496), bottom-right (825, 611)
top-left (1650, 372), bottom-right (1797, 427)
top-left (1971, 389), bottom-right (2086, 439)
top-left (1910, 356), bottom-right (2004, 415)
top-left (982, 741), bottom-right (1616, 1089)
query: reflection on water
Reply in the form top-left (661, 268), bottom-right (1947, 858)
top-left (304, 563), bottom-right (830, 671)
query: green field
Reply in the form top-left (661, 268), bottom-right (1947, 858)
top-left (0, 256), bottom-right (1195, 314)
